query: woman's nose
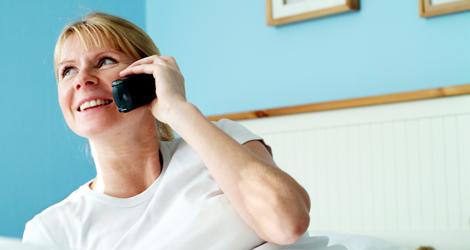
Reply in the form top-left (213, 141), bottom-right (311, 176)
top-left (74, 70), bottom-right (98, 90)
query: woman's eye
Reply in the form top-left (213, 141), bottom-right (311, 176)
top-left (98, 57), bottom-right (117, 67)
top-left (61, 66), bottom-right (77, 78)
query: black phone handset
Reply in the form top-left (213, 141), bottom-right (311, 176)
top-left (112, 74), bottom-right (156, 112)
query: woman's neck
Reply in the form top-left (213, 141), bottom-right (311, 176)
top-left (88, 124), bottom-right (162, 198)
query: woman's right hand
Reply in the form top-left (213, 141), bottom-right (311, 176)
top-left (119, 55), bottom-right (187, 124)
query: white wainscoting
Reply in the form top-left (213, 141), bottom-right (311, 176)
top-left (239, 95), bottom-right (470, 250)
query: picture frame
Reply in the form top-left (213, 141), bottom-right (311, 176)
top-left (419, 0), bottom-right (470, 17)
top-left (266, 0), bottom-right (359, 26)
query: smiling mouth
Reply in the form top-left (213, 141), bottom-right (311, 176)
top-left (78, 99), bottom-right (113, 112)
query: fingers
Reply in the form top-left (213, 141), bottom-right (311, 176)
top-left (126, 56), bottom-right (156, 68)
top-left (126, 55), bottom-right (177, 69)
top-left (119, 64), bottom-right (157, 76)
top-left (120, 63), bottom-right (183, 78)
top-left (165, 57), bottom-right (181, 71)
top-left (120, 55), bottom-right (180, 77)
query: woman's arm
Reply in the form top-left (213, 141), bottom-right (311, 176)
top-left (169, 102), bottom-right (311, 244)
top-left (120, 56), bottom-right (311, 245)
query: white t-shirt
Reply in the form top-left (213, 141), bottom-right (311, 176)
top-left (23, 119), bottom-right (270, 250)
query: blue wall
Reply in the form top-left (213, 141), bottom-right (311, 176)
top-left (1, 0), bottom-right (470, 240)
top-left (147, 0), bottom-right (470, 115)
top-left (0, 0), bottom-right (146, 238)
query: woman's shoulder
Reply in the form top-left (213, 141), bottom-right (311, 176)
top-left (23, 187), bottom-right (86, 245)
top-left (213, 119), bottom-right (263, 145)
top-left (162, 119), bottom-right (263, 153)
top-left (27, 185), bottom-right (87, 226)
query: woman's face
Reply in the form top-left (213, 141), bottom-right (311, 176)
top-left (56, 34), bottom-right (147, 138)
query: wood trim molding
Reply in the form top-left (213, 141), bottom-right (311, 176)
top-left (266, 0), bottom-right (359, 26)
top-left (207, 84), bottom-right (470, 121)
top-left (420, 0), bottom-right (470, 17)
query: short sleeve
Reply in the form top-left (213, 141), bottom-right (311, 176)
top-left (214, 119), bottom-right (272, 155)
top-left (22, 216), bottom-right (57, 248)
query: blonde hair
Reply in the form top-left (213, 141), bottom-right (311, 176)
top-left (54, 12), bottom-right (173, 141)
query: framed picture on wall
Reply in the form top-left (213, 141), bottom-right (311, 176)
top-left (419, 0), bottom-right (470, 17)
top-left (266, 0), bottom-right (359, 26)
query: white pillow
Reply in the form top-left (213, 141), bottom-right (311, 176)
top-left (0, 237), bottom-right (54, 250)
top-left (309, 231), bottom-right (409, 250)
top-left (253, 235), bottom-right (347, 250)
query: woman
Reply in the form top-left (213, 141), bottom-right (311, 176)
top-left (23, 12), bottom-right (311, 250)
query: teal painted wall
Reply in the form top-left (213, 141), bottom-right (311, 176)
top-left (2, 0), bottom-right (470, 240)
top-left (146, 0), bottom-right (470, 115)
top-left (0, 0), bottom-right (146, 238)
